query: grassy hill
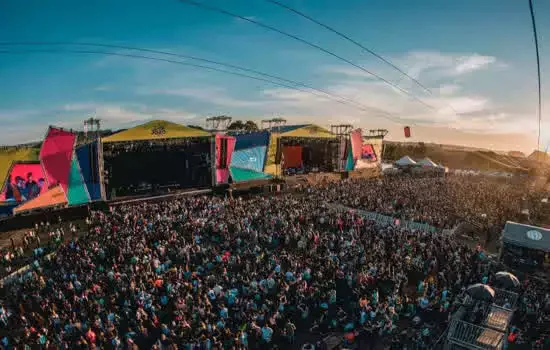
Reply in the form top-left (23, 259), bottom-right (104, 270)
top-left (383, 142), bottom-right (527, 172)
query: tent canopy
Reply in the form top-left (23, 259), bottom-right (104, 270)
top-left (395, 156), bottom-right (417, 166)
top-left (418, 158), bottom-right (438, 167)
top-left (102, 120), bottom-right (210, 143)
top-left (502, 221), bottom-right (550, 252)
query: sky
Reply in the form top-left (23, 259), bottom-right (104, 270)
top-left (1, 0), bottom-right (549, 153)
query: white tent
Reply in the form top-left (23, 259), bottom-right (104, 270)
top-left (395, 156), bottom-right (417, 166)
top-left (418, 158), bottom-right (438, 167)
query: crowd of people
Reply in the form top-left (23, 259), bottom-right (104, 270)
top-left (0, 176), bottom-right (547, 349)
top-left (310, 176), bottom-right (546, 235)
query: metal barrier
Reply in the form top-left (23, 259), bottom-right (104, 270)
top-left (331, 204), bottom-right (438, 233)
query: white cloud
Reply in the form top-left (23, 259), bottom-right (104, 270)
top-left (454, 54), bottom-right (496, 75)
top-left (151, 88), bottom-right (262, 108)
top-left (400, 51), bottom-right (499, 79)
top-left (439, 84), bottom-right (460, 95)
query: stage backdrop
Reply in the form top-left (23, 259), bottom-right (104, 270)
top-left (215, 134), bottom-right (236, 184)
top-left (67, 156), bottom-right (90, 205)
top-left (282, 145), bottom-right (303, 169)
top-left (76, 141), bottom-right (102, 200)
top-left (350, 129), bottom-right (363, 161)
top-left (355, 144), bottom-right (379, 169)
top-left (39, 127), bottom-right (77, 193)
top-left (228, 131), bottom-right (271, 182)
top-left (13, 185), bottom-right (67, 214)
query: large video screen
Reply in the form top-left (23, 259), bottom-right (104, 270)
top-left (104, 141), bottom-right (211, 198)
top-left (1, 162), bottom-right (47, 202)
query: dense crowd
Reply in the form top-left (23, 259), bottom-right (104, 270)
top-left (311, 176), bottom-right (546, 232)
top-left (0, 176), bottom-right (547, 349)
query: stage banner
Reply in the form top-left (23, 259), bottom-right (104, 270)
top-left (67, 156), bottom-right (90, 205)
top-left (1, 162), bottom-right (47, 201)
top-left (355, 144), bottom-right (379, 169)
top-left (76, 141), bottom-right (102, 200)
top-left (350, 129), bottom-right (363, 161)
top-left (282, 146), bottom-right (303, 169)
top-left (39, 127), bottom-right (76, 193)
top-left (361, 144), bottom-right (377, 161)
top-left (215, 134), bottom-right (236, 184)
top-left (233, 131), bottom-right (270, 150)
top-left (13, 185), bottom-right (67, 214)
top-left (345, 147), bottom-right (355, 171)
top-left (230, 167), bottom-right (271, 182)
top-left (231, 146), bottom-right (267, 173)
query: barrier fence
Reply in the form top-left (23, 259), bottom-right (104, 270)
top-left (331, 204), bottom-right (438, 233)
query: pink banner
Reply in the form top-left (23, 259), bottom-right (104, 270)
top-left (215, 134), bottom-right (236, 183)
top-left (350, 129), bottom-right (363, 161)
top-left (39, 127), bottom-right (76, 193)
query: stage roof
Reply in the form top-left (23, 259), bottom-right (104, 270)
top-left (102, 120), bottom-right (210, 143)
top-left (271, 124), bottom-right (335, 139)
top-left (13, 185), bottom-right (67, 214)
top-left (502, 221), bottom-right (550, 252)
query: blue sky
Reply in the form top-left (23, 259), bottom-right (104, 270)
top-left (1, 0), bottom-right (549, 152)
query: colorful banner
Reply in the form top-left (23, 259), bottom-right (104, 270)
top-left (215, 134), bottom-right (236, 184)
top-left (282, 146), bottom-right (303, 169)
top-left (345, 147), bottom-right (355, 171)
top-left (67, 157), bottom-right (90, 205)
top-left (361, 144), bottom-right (377, 161)
top-left (231, 146), bottom-right (267, 173)
top-left (1, 162), bottom-right (46, 201)
top-left (350, 129), bottom-right (363, 161)
top-left (230, 167), bottom-right (271, 182)
top-left (76, 141), bottom-right (102, 200)
top-left (13, 185), bottom-right (67, 214)
top-left (355, 144), bottom-right (379, 169)
top-left (39, 127), bottom-right (76, 193)
top-left (232, 131), bottom-right (270, 150)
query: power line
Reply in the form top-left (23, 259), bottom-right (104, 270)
top-left (266, 0), bottom-right (432, 95)
top-left (177, 0), bottom-right (439, 112)
top-left (528, 0), bottom-right (543, 151)
top-left (0, 41), bottom-right (401, 123)
top-left (0, 48), bottom-right (406, 124)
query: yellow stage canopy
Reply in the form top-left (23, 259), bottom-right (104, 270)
top-left (102, 120), bottom-right (210, 143)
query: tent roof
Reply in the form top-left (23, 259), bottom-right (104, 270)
top-left (502, 221), bottom-right (550, 252)
top-left (102, 120), bottom-right (210, 143)
top-left (13, 185), bottom-right (67, 214)
top-left (418, 158), bottom-right (438, 167)
top-left (395, 156), bottom-right (417, 166)
top-left (279, 124), bottom-right (335, 139)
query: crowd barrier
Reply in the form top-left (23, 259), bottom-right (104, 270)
top-left (331, 204), bottom-right (438, 233)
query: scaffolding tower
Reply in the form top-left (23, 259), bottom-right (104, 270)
top-left (330, 124), bottom-right (353, 171)
top-left (206, 115), bottom-right (232, 132)
top-left (84, 117), bottom-right (102, 142)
